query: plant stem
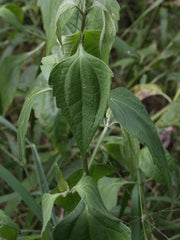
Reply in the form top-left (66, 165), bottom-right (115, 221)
top-left (88, 111), bottom-right (111, 169)
top-left (151, 104), bottom-right (169, 122)
top-left (82, 154), bottom-right (89, 176)
top-left (79, 0), bottom-right (87, 45)
top-left (137, 166), bottom-right (148, 240)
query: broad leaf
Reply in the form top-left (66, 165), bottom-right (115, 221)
top-left (53, 177), bottom-right (131, 240)
top-left (54, 164), bottom-right (115, 212)
top-left (0, 210), bottom-right (19, 240)
top-left (17, 87), bottom-right (52, 165)
top-left (38, 0), bottom-right (63, 54)
top-left (108, 87), bottom-right (171, 191)
top-left (61, 30), bottom-right (101, 59)
top-left (98, 177), bottom-right (133, 211)
top-left (49, 46), bottom-right (112, 157)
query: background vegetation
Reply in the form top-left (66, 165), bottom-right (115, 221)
top-left (0, 0), bottom-right (180, 239)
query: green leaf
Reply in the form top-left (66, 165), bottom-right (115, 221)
top-left (54, 164), bottom-right (115, 213)
top-left (86, 0), bottom-right (119, 63)
top-left (98, 177), bottom-right (133, 211)
top-left (0, 5), bottom-right (25, 32)
top-left (61, 32), bottom-right (80, 58)
top-left (55, 164), bottom-right (69, 192)
top-left (100, 9), bottom-right (116, 63)
top-left (42, 193), bottom-right (61, 234)
top-left (120, 129), bottom-right (140, 178)
top-left (49, 46), bottom-right (112, 157)
top-left (139, 147), bottom-right (163, 183)
top-left (93, 0), bottom-right (120, 30)
top-left (0, 210), bottom-right (19, 240)
top-left (104, 137), bottom-right (126, 167)
top-left (131, 185), bottom-right (141, 240)
top-left (0, 43), bottom-right (45, 115)
top-left (89, 164), bottom-right (116, 181)
top-left (156, 100), bottom-right (180, 127)
top-left (41, 54), bottom-right (59, 80)
top-left (18, 235), bottom-right (41, 240)
top-left (91, 0), bottom-right (120, 63)
top-left (55, 0), bottom-right (78, 44)
top-left (31, 74), bottom-right (58, 132)
top-left (38, 0), bottom-right (63, 54)
top-left (17, 87), bottom-right (52, 165)
top-left (113, 37), bottom-right (139, 59)
top-left (5, 3), bottom-right (24, 23)
top-left (0, 55), bottom-right (25, 115)
top-left (0, 165), bottom-right (42, 222)
top-left (108, 87), bottom-right (171, 191)
top-left (61, 30), bottom-right (101, 59)
top-left (53, 177), bottom-right (131, 240)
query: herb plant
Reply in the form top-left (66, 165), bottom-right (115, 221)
top-left (0, 0), bottom-right (180, 240)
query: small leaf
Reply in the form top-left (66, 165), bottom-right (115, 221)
top-left (53, 177), bottom-right (131, 240)
top-left (55, 164), bottom-right (69, 192)
top-left (108, 87), bottom-right (172, 192)
top-left (17, 87), bottom-right (52, 165)
top-left (100, 9), bottom-right (116, 63)
top-left (156, 100), bottom-right (180, 127)
top-left (41, 54), bottom-right (59, 80)
top-left (55, 0), bottom-right (78, 44)
top-left (49, 46), bottom-right (112, 157)
top-left (0, 210), bottom-right (19, 240)
top-left (38, 0), bottom-right (63, 54)
top-left (42, 193), bottom-right (61, 234)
